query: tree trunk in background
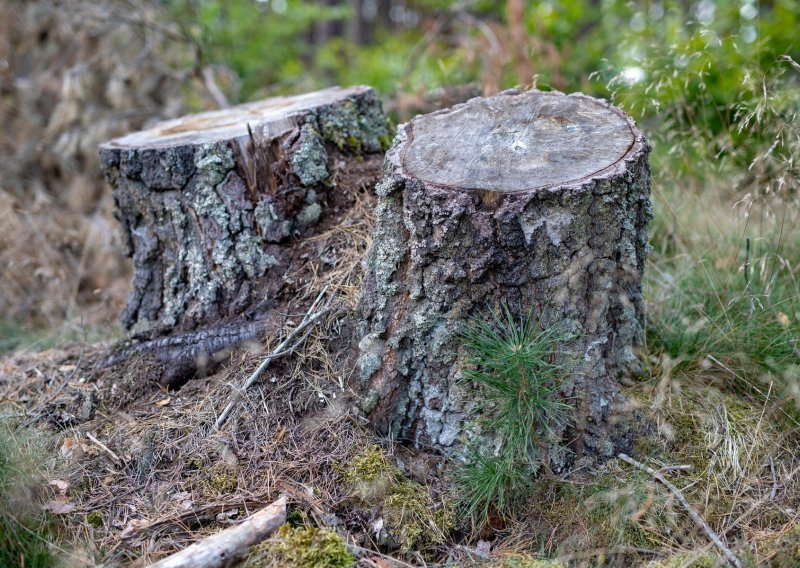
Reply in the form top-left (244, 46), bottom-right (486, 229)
top-left (356, 89), bottom-right (651, 468)
top-left (99, 86), bottom-right (388, 336)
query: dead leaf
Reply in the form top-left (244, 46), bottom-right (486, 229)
top-left (60, 437), bottom-right (84, 461)
top-left (777, 312), bottom-right (791, 328)
top-left (48, 479), bottom-right (69, 495)
top-left (155, 398), bottom-right (171, 407)
top-left (45, 498), bottom-right (76, 514)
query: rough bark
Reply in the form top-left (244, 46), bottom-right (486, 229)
top-left (356, 89), bottom-right (651, 467)
top-left (100, 86), bottom-right (389, 336)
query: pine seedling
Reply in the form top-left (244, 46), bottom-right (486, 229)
top-left (457, 304), bottom-right (572, 526)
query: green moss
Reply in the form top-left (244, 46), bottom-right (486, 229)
top-left (339, 445), bottom-right (453, 553)
top-left (751, 523), bottom-right (800, 567)
top-left (378, 133), bottom-right (392, 152)
top-left (646, 550), bottom-right (719, 567)
top-left (86, 511), bottom-right (103, 528)
top-left (340, 445), bottom-right (397, 485)
top-left (201, 462), bottom-right (239, 496)
top-left (244, 525), bottom-right (354, 568)
top-left (382, 480), bottom-right (453, 552)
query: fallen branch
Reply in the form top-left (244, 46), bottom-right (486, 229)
top-left (618, 453), bottom-right (742, 568)
top-left (147, 497), bottom-right (286, 568)
top-left (214, 289), bottom-right (332, 429)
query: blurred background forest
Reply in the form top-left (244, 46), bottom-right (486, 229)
top-left (0, 0), bottom-right (798, 344)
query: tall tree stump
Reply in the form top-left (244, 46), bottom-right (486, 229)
top-left (356, 90), bottom-right (651, 465)
top-left (100, 86), bottom-right (388, 335)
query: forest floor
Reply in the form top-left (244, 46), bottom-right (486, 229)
top-left (1, 181), bottom-right (799, 568)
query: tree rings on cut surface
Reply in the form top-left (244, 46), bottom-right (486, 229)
top-left (356, 89), bottom-right (651, 465)
top-left (401, 91), bottom-right (637, 193)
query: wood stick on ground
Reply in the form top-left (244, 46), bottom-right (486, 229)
top-left (147, 497), bottom-right (286, 568)
top-left (214, 288), bottom-right (332, 429)
top-left (86, 432), bottom-right (123, 464)
top-left (618, 453), bottom-right (743, 568)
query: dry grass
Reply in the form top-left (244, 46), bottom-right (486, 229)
top-left (0, 0), bottom-right (221, 329)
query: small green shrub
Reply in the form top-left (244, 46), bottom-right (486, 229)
top-left (457, 305), bottom-right (571, 526)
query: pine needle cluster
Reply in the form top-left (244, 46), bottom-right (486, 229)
top-left (456, 305), bottom-right (571, 526)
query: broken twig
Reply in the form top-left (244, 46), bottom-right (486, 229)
top-left (147, 497), bottom-right (286, 568)
top-left (215, 288), bottom-right (332, 429)
top-left (86, 432), bottom-right (123, 464)
top-left (618, 453), bottom-right (742, 568)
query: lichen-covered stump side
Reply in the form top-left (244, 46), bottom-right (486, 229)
top-left (100, 86), bottom-right (389, 335)
top-left (356, 89), bottom-right (651, 467)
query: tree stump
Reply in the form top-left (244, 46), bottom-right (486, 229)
top-left (356, 89), bottom-right (651, 465)
top-left (99, 86), bottom-right (389, 335)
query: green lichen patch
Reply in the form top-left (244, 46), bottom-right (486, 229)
top-left (243, 525), bottom-right (354, 568)
top-left (292, 124), bottom-right (329, 187)
top-left (316, 94), bottom-right (390, 153)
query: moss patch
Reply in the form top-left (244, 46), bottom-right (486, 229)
top-left (751, 523), bottom-right (800, 567)
top-left (199, 462), bottom-right (239, 496)
top-left (244, 525), bottom-right (354, 568)
top-left (339, 445), bottom-right (453, 552)
top-left (645, 550), bottom-right (718, 567)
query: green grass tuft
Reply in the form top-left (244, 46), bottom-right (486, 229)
top-left (0, 423), bottom-right (58, 568)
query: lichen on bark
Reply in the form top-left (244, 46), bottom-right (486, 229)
top-left (100, 86), bottom-right (389, 335)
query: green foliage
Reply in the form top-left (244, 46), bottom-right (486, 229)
top-left (165, 0), bottom-right (349, 100)
top-left (455, 450), bottom-right (534, 526)
top-left (457, 305), bottom-right (570, 526)
top-left (0, 424), bottom-right (57, 568)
